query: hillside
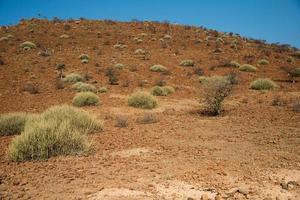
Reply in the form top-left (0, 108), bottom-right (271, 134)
top-left (0, 19), bottom-right (300, 200)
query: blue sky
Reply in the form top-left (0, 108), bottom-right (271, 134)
top-left (0, 0), bottom-right (300, 48)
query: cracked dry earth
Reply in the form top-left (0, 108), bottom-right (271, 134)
top-left (1, 94), bottom-right (300, 200)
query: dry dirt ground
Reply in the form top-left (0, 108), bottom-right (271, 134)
top-left (0, 19), bottom-right (300, 199)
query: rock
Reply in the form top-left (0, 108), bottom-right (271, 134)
top-left (238, 186), bottom-right (249, 195)
top-left (201, 194), bottom-right (209, 200)
top-left (187, 198), bottom-right (194, 200)
top-left (281, 181), bottom-right (289, 190)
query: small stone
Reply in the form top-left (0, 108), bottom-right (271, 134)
top-left (281, 181), bottom-right (288, 190)
top-left (238, 187), bottom-right (249, 195)
top-left (187, 197), bottom-right (194, 200)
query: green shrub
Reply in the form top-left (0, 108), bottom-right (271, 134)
top-left (151, 86), bottom-right (168, 96)
top-left (20, 41), bottom-right (36, 50)
top-left (150, 86), bottom-right (175, 96)
top-left (289, 68), bottom-right (300, 77)
top-left (63, 73), bottom-right (83, 83)
top-left (134, 49), bottom-right (146, 55)
top-left (128, 92), bottom-right (157, 109)
top-left (72, 82), bottom-right (96, 92)
top-left (239, 64), bottom-right (257, 72)
top-left (72, 92), bottom-right (100, 107)
top-left (8, 105), bottom-right (102, 161)
top-left (258, 59), bottom-right (269, 65)
top-left (163, 86), bottom-right (175, 94)
top-left (202, 78), bottom-right (232, 115)
top-left (98, 86), bottom-right (108, 93)
top-left (287, 56), bottom-right (294, 63)
top-left (150, 65), bottom-right (168, 72)
top-left (250, 78), bottom-right (277, 90)
top-left (199, 76), bottom-right (229, 84)
top-left (0, 113), bottom-right (34, 136)
top-left (180, 59), bottom-right (194, 67)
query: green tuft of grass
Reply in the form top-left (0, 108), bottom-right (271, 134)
top-left (150, 86), bottom-right (175, 96)
top-left (250, 78), bottom-right (277, 90)
top-left (63, 73), bottom-right (83, 83)
top-left (72, 82), bottom-right (96, 92)
top-left (98, 86), bottom-right (108, 93)
top-left (258, 59), bottom-right (269, 65)
top-left (0, 113), bottom-right (35, 136)
top-left (150, 65), bottom-right (168, 72)
top-left (180, 59), bottom-right (194, 67)
top-left (8, 105), bottom-right (103, 162)
top-left (72, 92), bottom-right (100, 107)
top-left (239, 64), bottom-right (257, 72)
top-left (128, 92), bottom-right (157, 109)
top-left (20, 41), bottom-right (36, 50)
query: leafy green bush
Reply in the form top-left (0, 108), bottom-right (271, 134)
top-left (72, 82), bottom-right (96, 92)
top-left (239, 64), bottom-right (257, 72)
top-left (250, 78), bottom-right (277, 90)
top-left (98, 86), bottom-right (108, 93)
top-left (20, 41), bottom-right (36, 50)
top-left (0, 113), bottom-right (35, 136)
top-left (72, 92), bottom-right (100, 107)
top-left (150, 65), bottom-right (168, 72)
top-left (8, 105), bottom-right (102, 161)
top-left (258, 59), bottom-right (269, 65)
top-left (180, 59), bottom-right (194, 67)
top-left (63, 73), bottom-right (83, 83)
top-left (128, 92), bottom-right (157, 109)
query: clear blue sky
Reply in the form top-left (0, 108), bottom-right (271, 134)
top-left (0, 0), bottom-right (300, 48)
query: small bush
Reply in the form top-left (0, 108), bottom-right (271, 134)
top-left (199, 76), bottom-right (228, 84)
top-left (163, 86), bottom-right (175, 94)
top-left (292, 51), bottom-right (300, 58)
top-left (63, 73), bottom-right (83, 83)
top-left (134, 49), bottom-right (146, 55)
top-left (0, 113), bottom-right (34, 136)
top-left (289, 68), bottom-right (300, 78)
top-left (72, 92), bottom-right (100, 107)
top-left (180, 59), bottom-right (194, 67)
top-left (81, 59), bottom-right (89, 64)
top-left (114, 63), bottom-right (124, 70)
top-left (202, 78), bottom-right (232, 115)
top-left (258, 59), bottom-right (269, 65)
top-left (72, 82), bottom-right (96, 92)
top-left (151, 86), bottom-right (167, 96)
top-left (20, 41), bottom-right (36, 49)
top-left (239, 64), bottom-right (257, 72)
top-left (150, 65), bottom-right (168, 72)
top-left (128, 92), bottom-right (157, 109)
top-left (98, 86), bottom-right (108, 93)
top-left (8, 105), bottom-right (102, 161)
top-left (250, 78), bottom-right (276, 90)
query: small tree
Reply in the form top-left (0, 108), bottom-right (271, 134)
top-left (202, 78), bottom-right (232, 115)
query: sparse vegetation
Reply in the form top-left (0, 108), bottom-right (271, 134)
top-left (150, 86), bottom-right (175, 96)
top-left (250, 78), bottom-right (277, 90)
top-left (20, 41), bottom-right (36, 50)
top-left (228, 61), bottom-right (240, 68)
top-left (180, 59), bottom-right (194, 67)
top-left (8, 105), bottom-right (102, 161)
top-left (289, 68), bottom-right (300, 78)
top-left (72, 92), bottom-right (100, 107)
top-left (258, 59), bottom-right (269, 65)
top-left (115, 116), bottom-right (128, 128)
top-left (239, 64), bottom-right (257, 72)
top-left (98, 86), bottom-right (108, 93)
top-left (0, 113), bottom-right (34, 136)
top-left (63, 73), bottom-right (83, 83)
top-left (79, 54), bottom-right (90, 60)
top-left (72, 82), bottom-right (96, 92)
top-left (150, 65), bottom-right (168, 72)
top-left (128, 92), bottom-right (157, 109)
top-left (202, 77), bottom-right (232, 115)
